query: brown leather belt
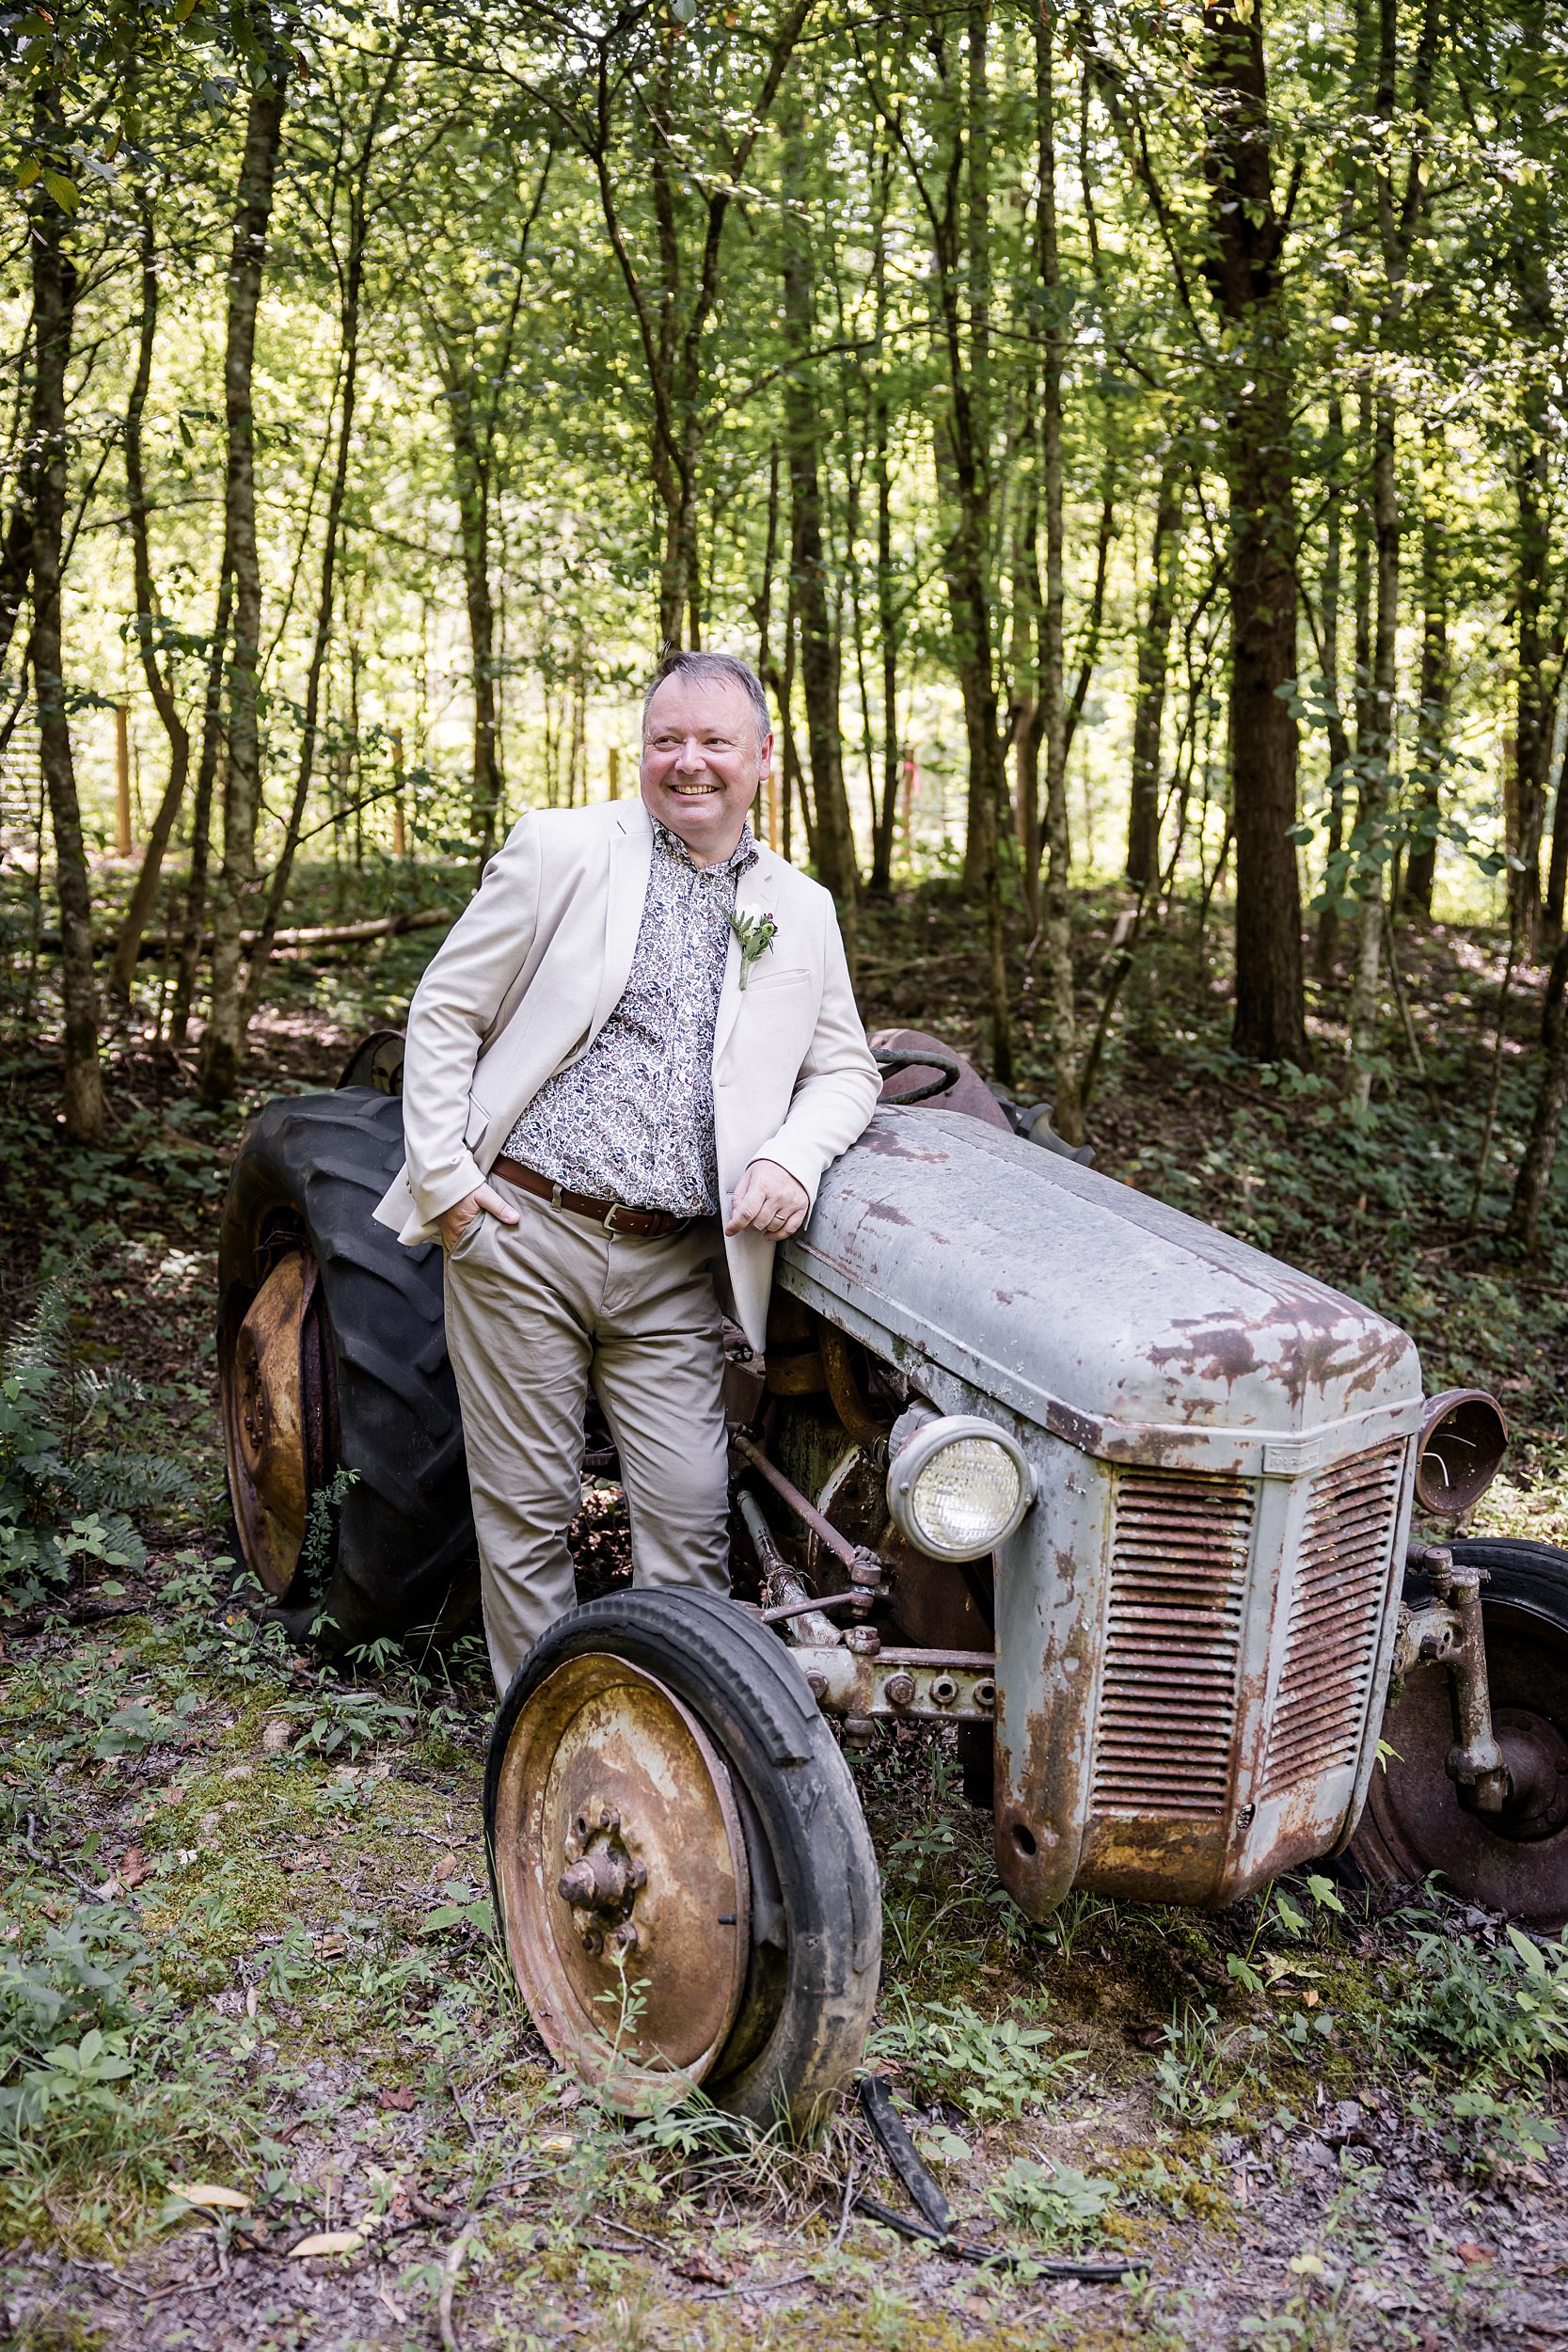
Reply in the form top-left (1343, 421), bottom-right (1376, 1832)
top-left (490, 1156), bottom-right (689, 1237)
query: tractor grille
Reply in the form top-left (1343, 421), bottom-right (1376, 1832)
top-left (1262, 1440), bottom-right (1405, 1797)
top-left (1092, 1468), bottom-right (1255, 1818)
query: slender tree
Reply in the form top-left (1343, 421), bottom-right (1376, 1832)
top-left (199, 25), bottom-right (290, 1104)
top-left (27, 88), bottom-right (104, 1142)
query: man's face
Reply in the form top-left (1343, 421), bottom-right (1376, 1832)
top-left (640, 675), bottom-right (772, 866)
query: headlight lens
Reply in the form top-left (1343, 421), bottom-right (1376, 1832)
top-left (886, 1413), bottom-right (1034, 1560)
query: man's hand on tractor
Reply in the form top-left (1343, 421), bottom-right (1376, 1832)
top-left (436, 1183), bottom-right (520, 1251)
top-left (726, 1159), bottom-right (809, 1240)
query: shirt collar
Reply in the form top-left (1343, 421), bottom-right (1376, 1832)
top-left (652, 818), bottom-right (758, 879)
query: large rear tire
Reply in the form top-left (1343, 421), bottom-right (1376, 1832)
top-left (1347, 1538), bottom-right (1568, 1932)
top-left (484, 1590), bottom-right (882, 2130)
top-left (217, 1089), bottom-right (477, 1648)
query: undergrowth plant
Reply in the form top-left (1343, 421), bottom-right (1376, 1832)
top-left (0, 1255), bottom-right (196, 1608)
top-left (0, 1902), bottom-right (262, 2244)
top-left (867, 1992), bottom-right (1082, 2120)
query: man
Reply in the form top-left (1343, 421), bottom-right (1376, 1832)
top-left (373, 650), bottom-right (881, 1694)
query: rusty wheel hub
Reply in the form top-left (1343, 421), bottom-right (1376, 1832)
top-left (491, 1653), bottom-right (752, 2110)
top-left (1355, 1600), bottom-right (1568, 1931)
top-left (220, 1248), bottom-right (331, 1597)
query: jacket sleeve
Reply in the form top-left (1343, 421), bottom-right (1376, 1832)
top-left (400, 814), bottom-right (542, 1227)
top-left (751, 893), bottom-right (882, 1205)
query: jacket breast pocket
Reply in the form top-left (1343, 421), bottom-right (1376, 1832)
top-left (743, 967), bottom-right (811, 996)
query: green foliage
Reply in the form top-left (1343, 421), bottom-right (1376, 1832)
top-left (0, 1904), bottom-right (257, 2227)
top-left (1389, 1916), bottom-right (1568, 2081)
top-left (866, 1994), bottom-right (1078, 2122)
top-left (0, 1258), bottom-right (198, 1607)
top-left (1151, 2005), bottom-right (1245, 2130)
top-left (985, 2156), bottom-right (1117, 2244)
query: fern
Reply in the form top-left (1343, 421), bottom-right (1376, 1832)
top-left (0, 1254), bottom-right (195, 1607)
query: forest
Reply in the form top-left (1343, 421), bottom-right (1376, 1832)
top-left (3, 2), bottom-right (1568, 2348)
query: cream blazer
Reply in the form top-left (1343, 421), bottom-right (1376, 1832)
top-left (372, 795), bottom-right (882, 1351)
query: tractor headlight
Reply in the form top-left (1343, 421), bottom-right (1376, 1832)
top-left (885, 1411), bottom-right (1034, 1561)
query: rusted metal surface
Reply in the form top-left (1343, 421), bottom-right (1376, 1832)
top-left (791, 1644), bottom-right (997, 1723)
top-left (1354, 1596), bottom-right (1568, 1931)
top-left (769, 1103), bottom-right (1428, 1916)
top-left (784, 1107), bottom-right (1424, 1475)
top-left (731, 1430), bottom-right (866, 1573)
top-left (1419, 1549), bottom-right (1507, 1809)
top-left (820, 1323), bottom-right (889, 1447)
top-left (1415, 1390), bottom-right (1509, 1518)
top-left (490, 1652), bottom-right (751, 2111)
top-left (871, 1028), bottom-right (1010, 1126)
top-left (219, 1249), bottom-right (327, 1597)
top-left (736, 1490), bottom-right (847, 1645)
top-left (1262, 1441), bottom-right (1406, 1796)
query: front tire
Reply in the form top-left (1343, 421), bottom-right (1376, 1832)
top-left (484, 1591), bottom-right (882, 2129)
top-left (1348, 1538), bottom-right (1568, 1931)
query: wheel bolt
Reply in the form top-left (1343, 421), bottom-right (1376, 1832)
top-left (883, 1672), bottom-right (916, 1708)
top-left (580, 1929), bottom-right (603, 1956)
top-left (611, 1922), bottom-right (640, 1956)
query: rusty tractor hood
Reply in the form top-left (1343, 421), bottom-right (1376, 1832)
top-left (784, 1106), bottom-right (1423, 1475)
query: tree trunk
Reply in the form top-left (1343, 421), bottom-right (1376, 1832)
top-left (245, 40), bottom-right (403, 1017)
top-left (1513, 380), bottom-right (1554, 958)
top-left (781, 115), bottom-right (858, 932)
top-left (1200, 0), bottom-right (1308, 1066)
top-left (1403, 417), bottom-right (1447, 917)
top-left (1314, 392), bottom-right (1354, 981)
top-left (27, 103), bottom-right (104, 1142)
top-left (1544, 683), bottom-right (1568, 941)
top-left (110, 200), bottom-right (192, 1004)
top-left (199, 39), bottom-right (289, 1104)
top-left (0, 342), bottom-right (32, 676)
top-left (1036, 6), bottom-right (1080, 1136)
top-left (169, 569), bottom-right (231, 1046)
top-left (1346, 383), bottom-right (1399, 1109)
top-left (1507, 939), bottom-right (1568, 1249)
top-left (1126, 451), bottom-right (1182, 891)
top-left (438, 364), bottom-right (503, 867)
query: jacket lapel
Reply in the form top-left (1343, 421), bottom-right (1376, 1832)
top-left (588, 799), bottom-right (654, 1041)
top-left (712, 849), bottom-right (773, 1066)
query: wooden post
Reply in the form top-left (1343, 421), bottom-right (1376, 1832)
top-left (115, 704), bottom-right (133, 855)
top-left (608, 745), bottom-right (621, 800)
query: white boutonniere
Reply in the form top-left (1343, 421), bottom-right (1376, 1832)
top-left (729, 907), bottom-right (777, 991)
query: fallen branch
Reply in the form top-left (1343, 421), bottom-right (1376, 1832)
top-left (43, 906), bottom-right (453, 963)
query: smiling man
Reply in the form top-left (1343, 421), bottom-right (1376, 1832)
top-left (374, 650), bottom-right (881, 1693)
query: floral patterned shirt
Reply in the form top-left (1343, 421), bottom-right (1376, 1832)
top-left (502, 818), bottom-right (758, 1216)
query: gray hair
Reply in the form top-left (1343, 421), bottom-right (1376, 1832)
top-left (641, 650), bottom-right (771, 752)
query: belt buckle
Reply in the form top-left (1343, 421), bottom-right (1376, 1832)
top-left (602, 1201), bottom-right (626, 1233)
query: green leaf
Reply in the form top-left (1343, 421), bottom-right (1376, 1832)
top-left (40, 169), bottom-right (78, 214)
top-left (16, 157), bottom-right (40, 190)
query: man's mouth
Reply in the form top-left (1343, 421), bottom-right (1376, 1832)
top-left (670, 782), bottom-right (721, 797)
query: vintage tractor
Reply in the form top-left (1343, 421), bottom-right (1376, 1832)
top-left (218, 1028), bottom-right (1568, 2124)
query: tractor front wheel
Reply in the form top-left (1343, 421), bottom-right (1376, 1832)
top-left (485, 1591), bottom-right (881, 2128)
top-left (1348, 1538), bottom-right (1568, 1931)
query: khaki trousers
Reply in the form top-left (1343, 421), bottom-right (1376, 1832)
top-left (441, 1175), bottom-right (732, 1693)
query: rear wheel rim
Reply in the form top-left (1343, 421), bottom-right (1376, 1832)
top-left (491, 1652), bottom-right (752, 2112)
top-left (219, 1246), bottom-right (331, 1597)
top-left (1356, 1599), bottom-right (1568, 1930)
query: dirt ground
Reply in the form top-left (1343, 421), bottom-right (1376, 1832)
top-left (3, 885), bottom-right (1568, 2350)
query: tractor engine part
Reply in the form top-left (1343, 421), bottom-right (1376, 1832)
top-left (1413, 1389), bottom-right (1509, 1520)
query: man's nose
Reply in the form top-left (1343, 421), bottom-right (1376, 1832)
top-left (673, 736), bottom-right (706, 769)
